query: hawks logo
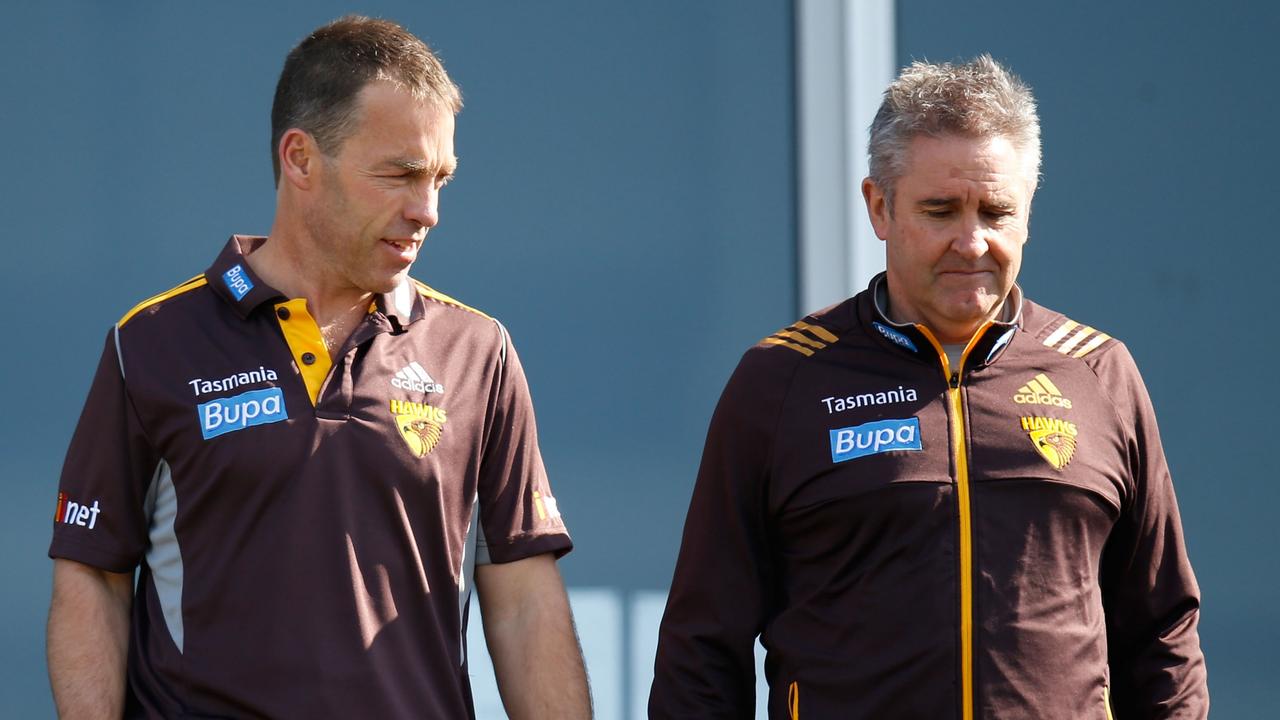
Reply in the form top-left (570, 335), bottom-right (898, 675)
top-left (1020, 416), bottom-right (1078, 470)
top-left (390, 399), bottom-right (448, 458)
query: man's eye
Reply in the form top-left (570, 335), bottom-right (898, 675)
top-left (925, 210), bottom-right (952, 218)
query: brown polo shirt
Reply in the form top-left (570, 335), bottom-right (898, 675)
top-left (50, 235), bottom-right (571, 719)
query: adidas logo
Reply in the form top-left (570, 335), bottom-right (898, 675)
top-left (392, 361), bottom-right (444, 394)
top-left (1013, 373), bottom-right (1072, 409)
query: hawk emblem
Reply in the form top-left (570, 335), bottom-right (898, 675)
top-left (1029, 428), bottom-right (1077, 470)
top-left (397, 415), bottom-right (443, 458)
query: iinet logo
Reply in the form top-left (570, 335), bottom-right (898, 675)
top-left (55, 492), bottom-right (102, 530)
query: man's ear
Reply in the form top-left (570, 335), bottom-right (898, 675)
top-left (862, 177), bottom-right (891, 242)
top-left (278, 129), bottom-right (321, 191)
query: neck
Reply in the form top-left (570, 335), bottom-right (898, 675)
top-left (247, 220), bottom-right (374, 358)
top-left (925, 314), bottom-right (997, 346)
top-left (250, 219), bottom-right (374, 327)
top-left (878, 285), bottom-right (1006, 345)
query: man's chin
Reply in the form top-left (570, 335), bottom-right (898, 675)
top-left (944, 300), bottom-right (1003, 327)
top-left (366, 269), bottom-right (412, 295)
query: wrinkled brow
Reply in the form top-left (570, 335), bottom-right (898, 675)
top-left (387, 157), bottom-right (458, 176)
top-left (918, 197), bottom-right (958, 207)
top-left (917, 196), bottom-right (1017, 211)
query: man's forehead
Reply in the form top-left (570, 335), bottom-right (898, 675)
top-left (356, 77), bottom-right (452, 110)
top-left (901, 134), bottom-right (1033, 196)
top-left (346, 81), bottom-right (457, 164)
top-left (352, 80), bottom-right (457, 132)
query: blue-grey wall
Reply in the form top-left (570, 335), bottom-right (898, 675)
top-left (898, 1), bottom-right (1280, 716)
top-left (1, 1), bottom-right (794, 717)
top-left (3, 0), bottom-right (1273, 717)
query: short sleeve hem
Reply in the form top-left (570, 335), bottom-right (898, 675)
top-left (483, 532), bottom-right (573, 564)
top-left (49, 534), bottom-right (139, 574)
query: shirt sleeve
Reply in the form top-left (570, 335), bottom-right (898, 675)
top-left (49, 328), bottom-right (160, 573)
top-left (649, 348), bottom-right (786, 718)
top-left (1096, 343), bottom-right (1209, 718)
top-left (474, 322), bottom-right (572, 564)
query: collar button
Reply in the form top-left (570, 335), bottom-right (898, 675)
top-left (301, 352), bottom-right (316, 365)
top-left (276, 307), bottom-right (290, 320)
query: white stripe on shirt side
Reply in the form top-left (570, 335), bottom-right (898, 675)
top-left (113, 324), bottom-right (126, 380)
top-left (459, 493), bottom-right (484, 666)
top-left (144, 459), bottom-right (185, 653)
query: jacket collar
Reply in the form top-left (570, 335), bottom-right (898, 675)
top-left (861, 272), bottom-right (1021, 373)
top-left (205, 235), bottom-right (424, 327)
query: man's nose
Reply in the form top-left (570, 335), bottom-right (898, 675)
top-left (951, 216), bottom-right (990, 259)
top-left (405, 186), bottom-right (440, 229)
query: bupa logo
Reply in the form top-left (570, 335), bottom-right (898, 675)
top-left (197, 387), bottom-right (287, 439)
top-left (872, 322), bottom-right (918, 352)
top-left (222, 264), bottom-right (254, 301)
top-left (830, 417), bottom-right (922, 463)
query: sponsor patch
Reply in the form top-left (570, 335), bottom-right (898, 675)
top-left (872, 321), bottom-right (917, 352)
top-left (830, 417), bottom-right (922, 463)
top-left (198, 387), bottom-right (288, 439)
top-left (821, 385), bottom-right (918, 414)
top-left (1013, 373), bottom-right (1073, 409)
top-left (392, 361), bottom-right (444, 394)
top-left (188, 366), bottom-right (279, 396)
top-left (532, 490), bottom-right (562, 522)
top-left (391, 399), bottom-right (448, 458)
top-left (54, 492), bottom-right (102, 529)
top-left (222, 264), bottom-right (254, 301)
top-left (1020, 415), bottom-right (1078, 470)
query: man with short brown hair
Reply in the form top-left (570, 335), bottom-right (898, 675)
top-left (651, 55), bottom-right (1207, 719)
top-left (47, 16), bottom-right (591, 719)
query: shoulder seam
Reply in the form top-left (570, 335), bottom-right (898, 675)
top-left (1038, 315), bottom-right (1116, 360)
top-left (760, 319), bottom-right (841, 358)
top-left (1075, 341), bottom-right (1142, 501)
top-left (412, 279), bottom-right (492, 320)
top-left (118, 274), bottom-right (208, 327)
top-left (763, 339), bottom-right (808, 524)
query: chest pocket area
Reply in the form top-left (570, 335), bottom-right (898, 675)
top-left (772, 408), bottom-right (956, 545)
top-left (965, 405), bottom-right (1125, 516)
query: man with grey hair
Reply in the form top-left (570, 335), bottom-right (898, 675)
top-left (47, 16), bottom-right (591, 719)
top-left (651, 55), bottom-right (1207, 718)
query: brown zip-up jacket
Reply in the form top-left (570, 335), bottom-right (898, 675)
top-left (650, 275), bottom-right (1207, 719)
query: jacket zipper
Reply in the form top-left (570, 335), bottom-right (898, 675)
top-left (949, 372), bottom-right (974, 720)
top-left (917, 324), bottom-right (987, 720)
